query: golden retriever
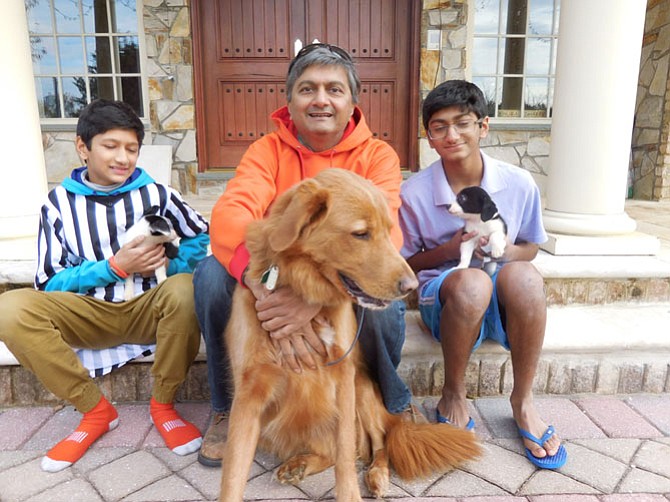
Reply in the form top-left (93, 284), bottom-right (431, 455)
top-left (219, 169), bottom-right (481, 501)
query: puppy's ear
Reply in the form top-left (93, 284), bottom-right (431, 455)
top-left (268, 179), bottom-right (330, 252)
top-left (481, 199), bottom-right (498, 222)
top-left (164, 241), bottom-right (179, 259)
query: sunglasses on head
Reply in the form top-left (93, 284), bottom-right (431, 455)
top-left (288, 43), bottom-right (353, 73)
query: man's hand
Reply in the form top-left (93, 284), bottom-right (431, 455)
top-left (113, 235), bottom-right (167, 276)
top-left (245, 274), bottom-right (327, 373)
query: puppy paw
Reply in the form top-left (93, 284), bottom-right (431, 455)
top-left (490, 244), bottom-right (505, 259)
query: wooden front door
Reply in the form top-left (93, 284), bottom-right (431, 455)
top-left (192, 0), bottom-right (419, 171)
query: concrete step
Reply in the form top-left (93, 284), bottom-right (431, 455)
top-left (1, 301), bottom-right (668, 406)
top-left (1, 248), bottom-right (669, 406)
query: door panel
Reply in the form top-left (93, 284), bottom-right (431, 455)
top-left (193, 0), bottom-right (418, 170)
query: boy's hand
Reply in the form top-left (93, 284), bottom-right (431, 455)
top-left (113, 235), bottom-right (167, 275)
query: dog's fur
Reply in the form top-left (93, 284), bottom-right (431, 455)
top-left (220, 169), bottom-right (481, 501)
top-left (448, 186), bottom-right (507, 276)
top-left (123, 212), bottom-right (179, 300)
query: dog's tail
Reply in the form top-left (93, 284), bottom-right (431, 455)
top-left (386, 419), bottom-right (482, 479)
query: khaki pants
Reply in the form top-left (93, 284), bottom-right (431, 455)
top-left (0, 273), bottom-right (200, 412)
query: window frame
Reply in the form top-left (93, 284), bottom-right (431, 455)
top-left (467, 0), bottom-right (560, 126)
top-left (27, 0), bottom-right (149, 128)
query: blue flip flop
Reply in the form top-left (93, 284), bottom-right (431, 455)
top-left (518, 425), bottom-right (568, 469)
top-left (436, 410), bottom-right (475, 431)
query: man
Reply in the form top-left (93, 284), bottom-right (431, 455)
top-left (194, 43), bottom-right (423, 467)
top-left (399, 80), bottom-right (567, 469)
top-left (0, 99), bottom-right (210, 472)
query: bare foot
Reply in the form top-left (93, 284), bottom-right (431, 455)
top-left (436, 394), bottom-right (471, 430)
top-left (511, 398), bottom-right (561, 458)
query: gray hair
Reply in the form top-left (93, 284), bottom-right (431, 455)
top-left (285, 46), bottom-right (361, 104)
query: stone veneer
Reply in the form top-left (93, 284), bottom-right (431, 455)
top-left (37, 0), bottom-right (666, 201)
top-left (633, 0), bottom-right (670, 201)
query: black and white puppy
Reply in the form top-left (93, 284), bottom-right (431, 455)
top-left (448, 186), bottom-right (507, 276)
top-left (123, 212), bottom-right (179, 300)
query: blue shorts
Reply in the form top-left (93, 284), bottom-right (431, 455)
top-left (418, 268), bottom-right (510, 352)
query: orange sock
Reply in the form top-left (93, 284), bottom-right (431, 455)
top-left (41, 396), bottom-right (118, 472)
top-left (150, 397), bottom-right (202, 455)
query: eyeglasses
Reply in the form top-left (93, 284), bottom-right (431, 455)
top-left (427, 119), bottom-right (483, 140)
top-left (288, 43), bottom-right (353, 73)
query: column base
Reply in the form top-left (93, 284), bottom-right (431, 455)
top-left (543, 209), bottom-right (637, 236)
top-left (541, 231), bottom-right (660, 256)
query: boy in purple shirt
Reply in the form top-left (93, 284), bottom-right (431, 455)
top-left (399, 80), bottom-right (567, 469)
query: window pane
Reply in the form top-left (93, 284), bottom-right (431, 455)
top-left (499, 76), bottom-right (522, 116)
top-left (472, 76), bottom-right (497, 117)
top-left (529, 0), bottom-right (554, 35)
top-left (525, 38), bottom-right (551, 74)
top-left (58, 36), bottom-right (85, 73)
top-left (114, 36), bottom-right (140, 73)
top-left (53, 0), bottom-right (81, 34)
top-left (26, 0), bottom-right (54, 33)
top-left (474, 0), bottom-right (503, 34)
top-left (85, 36), bottom-right (112, 73)
top-left (62, 76), bottom-right (88, 117)
top-left (501, 37), bottom-right (525, 75)
top-left (35, 77), bottom-right (61, 118)
top-left (110, 0), bottom-right (137, 33)
top-left (90, 76), bottom-right (114, 100)
top-left (525, 77), bottom-right (549, 117)
top-left (472, 38), bottom-right (499, 75)
top-left (82, 0), bottom-right (110, 34)
top-left (30, 36), bottom-right (58, 74)
top-left (117, 77), bottom-right (142, 116)
top-left (504, 0), bottom-right (527, 35)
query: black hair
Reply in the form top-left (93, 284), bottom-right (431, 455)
top-left (422, 80), bottom-right (488, 130)
top-left (286, 45), bottom-right (361, 104)
top-left (76, 99), bottom-right (145, 149)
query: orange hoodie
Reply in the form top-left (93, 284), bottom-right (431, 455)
top-left (210, 105), bottom-right (403, 283)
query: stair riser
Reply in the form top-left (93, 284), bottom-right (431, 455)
top-left (2, 355), bottom-right (668, 407)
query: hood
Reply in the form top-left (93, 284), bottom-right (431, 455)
top-left (270, 105), bottom-right (372, 154)
top-left (61, 167), bottom-right (157, 196)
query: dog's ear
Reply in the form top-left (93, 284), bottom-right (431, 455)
top-left (481, 199), bottom-right (498, 222)
top-left (267, 179), bottom-right (330, 252)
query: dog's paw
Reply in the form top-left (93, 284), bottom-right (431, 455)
top-left (365, 464), bottom-right (389, 498)
top-left (276, 460), bottom-right (307, 485)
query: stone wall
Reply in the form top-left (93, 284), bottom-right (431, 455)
top-left (37, 1), bottom-right (665, 200)
top-left (633, 0), bottom-right (670, 201)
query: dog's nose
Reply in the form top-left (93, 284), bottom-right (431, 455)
top-left (398, 274), bottom-right (419, 295)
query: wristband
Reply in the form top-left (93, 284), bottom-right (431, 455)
top-left (109, 255), bottom-right (129, 279)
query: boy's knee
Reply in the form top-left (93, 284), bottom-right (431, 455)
top-left (440, 271), bottom-right (492, 312)
top-left (0, 289), bottom-right (37, 339)
top-left (161, 274), bottom-right (196, 310)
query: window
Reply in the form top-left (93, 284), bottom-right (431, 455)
top-left (472, 0), bottom-right (560, 119)
top-left (25, 0), bottom-right (144, 120)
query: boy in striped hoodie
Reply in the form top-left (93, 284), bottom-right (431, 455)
top-left (0, 99), bottom-right (210, 472)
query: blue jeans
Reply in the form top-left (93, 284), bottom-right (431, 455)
top-left (192, 255), bottom-right (411, 414)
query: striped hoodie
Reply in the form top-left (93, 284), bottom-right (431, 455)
top-left (34, 166), bottom-right (209, 375)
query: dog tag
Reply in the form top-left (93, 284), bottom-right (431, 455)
top-left (261, 265), bottom-right (279, 290)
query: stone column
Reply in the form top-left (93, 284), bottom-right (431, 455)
top-left (0, 0), bottom-right (47, 260)
top-left (541, 0), bottom-right (656, 254)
